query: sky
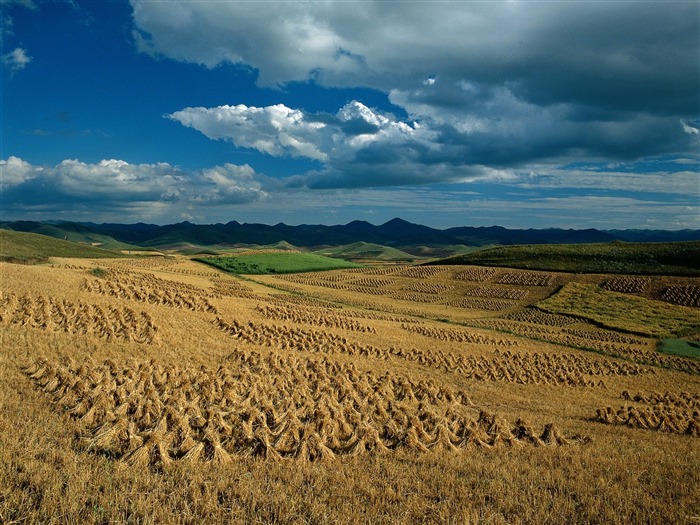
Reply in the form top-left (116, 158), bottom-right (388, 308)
top-left (1, 0), bottom-right (698, 229)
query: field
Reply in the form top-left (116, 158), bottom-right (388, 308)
top-left (196, 252), bottom-right (362, 274)
top-left (1, 238), bottom-right (699, 524)
top-left (434, 241), bottom-right (700, 276)
top-left (0, 229), bottom-right (129, 264)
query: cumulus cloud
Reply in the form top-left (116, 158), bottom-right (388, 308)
top-left (146, 2), bottom-right (698, 187)
top-left (0, 155), bottom-right (35, 188)
top-left (2, 46), bottom-right (31, 72)
top-left (169, 98), bottom-right (695, 190)
top-left (169, 104), bottom-right (329, 161)
top-left (1, 157), bottom-right (269, 220)
top-left (169, 100), bottom-right (480, 188)
top-left (197, 163), bottom-right (269, 204)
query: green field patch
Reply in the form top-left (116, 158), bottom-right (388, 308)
top-left (658, 338), bottom-right (700, 359)
top-left (429, 241), bottom-right (700, 275)
top-left (537, 282), bottom-right (700, 338)
top-left (197, 252), bottom-right (362, 274)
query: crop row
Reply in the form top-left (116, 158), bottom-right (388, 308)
top-left (266, 294), bottom-right (344, 309)
top-left (452, 268), bottom-right (498, 282)
top-left (463, 286), bottom-right (529, 300)
top-left (498, 272), bottom-right (553, 287)
top-left (278, 275), bottom-right (347, 289)
top-left (0, 292), bottom-right (158, 343)
top-left (346, 277), bottom-right (396, 288)
top-left (215, 317), bottom-right (648, 386)
top-left (601, 277), bottom-right (651, 294)
top-left (472, 317), bottom-right (699, 374)
top-left (255, 305), bottom-right (376, 333)
top-left (503, 308), bottom-right (579, 327)
top-left (400, 282), bottom-right (455, 294)
top-left (106, 258), bottom-right (220, 277)
top-left (390, 292), bottom-right (444, 304)
top-left (658, 285), bottom-right (700, 308)
top-left (209, 278), bottom-right (258, 299)
top-left (596, 391), bottom-right (699, 437)
top-left (561, 328), bottom-right (648, 345)
top-left (394, 266), bottom-right (449, 279)
top-left (399, 323), bottom-right (519, 346)
top-left (81, 277), bottom-right (218, 314)
top-left (444, 298), bottom-right (516, 311)
top-left (23, 353), bottom-right (580, 466)
top-left (621, 390), bottom-right (700, 409)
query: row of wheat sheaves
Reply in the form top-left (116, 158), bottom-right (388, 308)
top-left (596, 391), bottom-right (700, 436)
top-left (0, 292), bottom-right (158, 344)
top-left (215, 317), bottom-right (652, 388)
top-left (23, 352), bottom-right (587, 467)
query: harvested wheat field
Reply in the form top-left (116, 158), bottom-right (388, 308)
top-left (1, 256), bottom-right (699, 524)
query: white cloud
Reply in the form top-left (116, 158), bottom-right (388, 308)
top-left (1, 157), bottom-right (269, 220)
top-left (681, 119), bottom-right (699, 136)
top-left (0, 155), bottom-right (35, 188)
top-left (2, 46), bottom-right (31, 73)
top-left (169, 100), bottom-right (424, 163)
top-left (198, 163), bottom-right (269, 204)
top-left (169, 104), bottom-right (329, 161)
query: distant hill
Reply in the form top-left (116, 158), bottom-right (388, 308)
top-left (428, 241), bottom-right (700, 275)
top-left (0, 220), bottom-right (147, 251)
top-left (313, 242), bottom-right (417, 262)
top-left (2, 218), bottom-right (699, 252)
top-left (0, 229), bottom-right (127, 263)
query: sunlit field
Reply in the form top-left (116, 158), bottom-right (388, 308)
top-left (1, 253), bottom-right (699, 524)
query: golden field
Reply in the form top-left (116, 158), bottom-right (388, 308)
top-left (1, 255), bottom-right (699, 524)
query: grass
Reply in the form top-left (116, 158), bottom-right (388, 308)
top-left (313, 242), bottom-right (417, 263)
top-left (196, 252), bottom-right (362, 274)
top-left (658, 338), bottom-right (700, 359)
top-left (430, 241), bottom-right (700, 275)
top-left (537, 282), bottom-right (700, 338)
top-left (0, 229), bottom-right (126, 264)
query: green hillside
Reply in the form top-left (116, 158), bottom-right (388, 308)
top-left (538, 283), bottom-right (700, 338)
top-left (196, 252), bottom-right (362, 274)
top-left (0, 222), bottom-right (144, 251)
top-left (428, 241), bottom-right (700, 275)
top-left (0, 229), bottom-right (127, 263)
top-left (314, 242), bottom-right (416, 262)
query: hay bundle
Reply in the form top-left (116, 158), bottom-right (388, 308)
top-left (122, 417), bottom-right (172, 467)
top-left (344, 421), bottom-right (390, 455)
top-left (513, 418), bottom-right (543, 446)
top-left (540, 424), bottom-right (570, 445)
top-left (249, 426), bottom-right (282, 461)
top-left (686, 418), bottom-right (700, 437)
top-left (426, 419), bottom-right (460, 452)
top-left (85, 418), bottom-right (130, 453)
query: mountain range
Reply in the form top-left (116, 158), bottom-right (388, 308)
top-left (2, 219), bottom-right (699, 253)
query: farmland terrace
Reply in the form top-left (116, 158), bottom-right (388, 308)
top-left (1, 233), bottom-right (699, 524)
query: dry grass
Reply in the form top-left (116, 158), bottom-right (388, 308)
top-left (1, 257), bottom-right (699, 524)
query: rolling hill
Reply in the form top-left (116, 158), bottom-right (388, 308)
top-left (0, 229), bottom-right (129, 263)
top-left (3, 218), bottom-right (699, 252)
top-left (428, 241), bottom-right (700, 275)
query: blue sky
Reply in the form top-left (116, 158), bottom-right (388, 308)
top-left (1, 0), bottom-right (698, 229)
